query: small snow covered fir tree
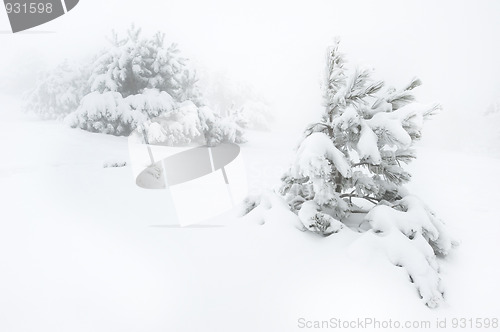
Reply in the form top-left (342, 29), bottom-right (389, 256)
top-left (65, 25), bottom-right (245, 145)
top-left (282, 39), bottom-right (436, 234)
top-left (276, 40), bottom-right (458, 307)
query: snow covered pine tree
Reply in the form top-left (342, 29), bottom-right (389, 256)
top-left (276, 40), bottom-right (458, 307)
top-left (25, 60), bottom-right (90, 120)
top-left (66, 25), bottom-right (245, 146)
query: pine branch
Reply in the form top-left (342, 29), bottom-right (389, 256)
top-left (305, 122), bottom-right (331, 131)
top-left (339, 193), bottom-right (381, 205)
top-left (403, 77), bottom-right (422, 91)
top-left (352, 161), bottom-right (372, 168)
top-left (386, 91), bottom-right (415, 110)
top-left (324, 39), bottom-right (347, 117)
top-left (383, 77), bottom-right (422, 110)
top-left (350, 209), bottom-right (371, 213)
top-left (344, 67), bottom-right (384, 107)
top-left (423, 103), bottom-right (441, 119)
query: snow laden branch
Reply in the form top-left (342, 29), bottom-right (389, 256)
top-left (357, 196), bottom-right (456, 308)
top-left (247, 39), bottom-right (458, 307)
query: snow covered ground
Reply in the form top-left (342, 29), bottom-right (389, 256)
top-left (1, 94), bottom-right (500, 331)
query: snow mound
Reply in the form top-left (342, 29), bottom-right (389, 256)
top-left (352, 195), bottom-right (459, 308)
top-left (298, 200), bottom-right (344, 235)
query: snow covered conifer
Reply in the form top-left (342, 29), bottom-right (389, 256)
top-left (277, 40), bottom-right (457, 307)
top-left (25, 60), bottom-right (90, 120)
top-left (88, 25), bottom-right (187, 99)
top-left (66, 25), bottom-right (246, 145)
top-left (281, 39), bottom-right (438, 234)
top-left (202, 106), bottom-right (247, 146)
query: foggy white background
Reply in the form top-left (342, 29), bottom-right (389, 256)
top-left (1, 3), bottom-right (500, 331)
top-left (1, 0), bottom-right (499, 148)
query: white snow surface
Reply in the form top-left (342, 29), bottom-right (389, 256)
top-left (1, 95), bottom-right (500, 331)
top-left (359, 195), bottom-right (459, 308)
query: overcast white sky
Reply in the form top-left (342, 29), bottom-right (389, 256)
top-left (1, 0), bottom-right (499, 135)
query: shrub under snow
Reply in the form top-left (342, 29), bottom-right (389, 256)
top-left (66, 88), bottom-right (245, 146)
top-left (65, 25), bottom-right (246, 145)
top-left (25, 60), bottom-right (90, 120)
